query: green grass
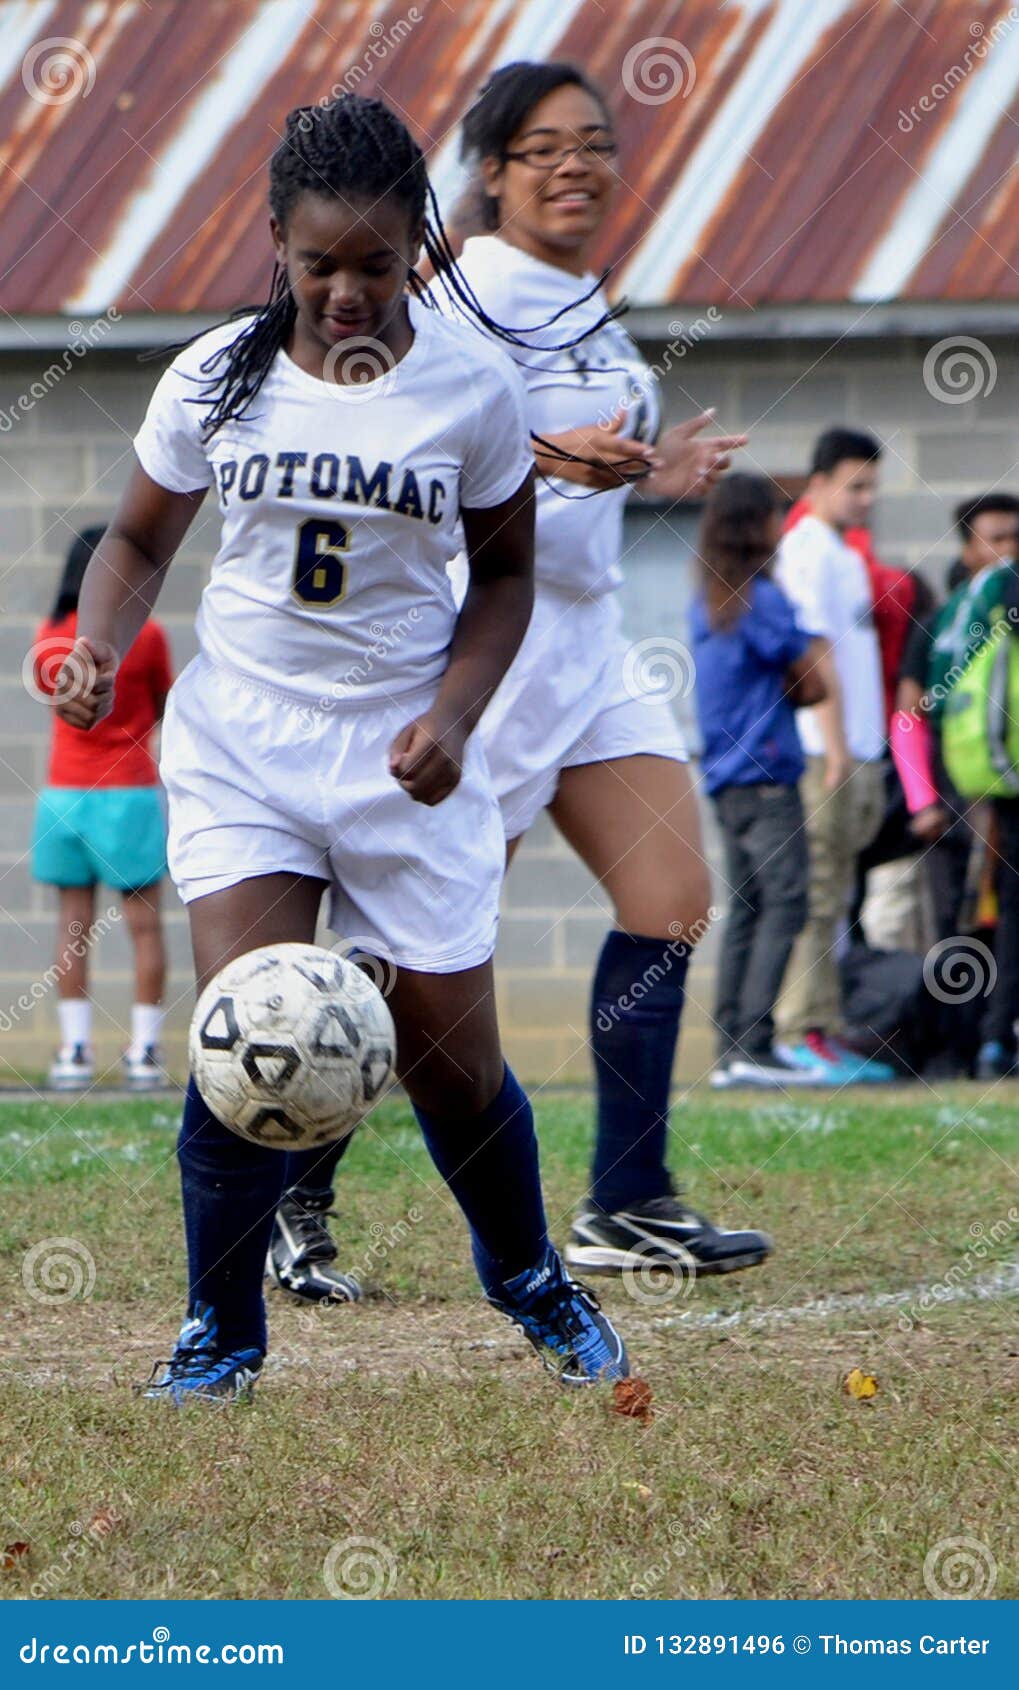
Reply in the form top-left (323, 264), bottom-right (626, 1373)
top-left (1, 1088), bottom-right (1016, 1600)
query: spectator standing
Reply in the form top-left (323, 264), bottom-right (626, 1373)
top-left (773, 428), bottom-right (895, 1083)
top-left (692, 475), bottom-right (830, 1088)
top-left (894, 496), bottom-right (1019, 942)
top-left (31, 527), bottom-right (171, 1090)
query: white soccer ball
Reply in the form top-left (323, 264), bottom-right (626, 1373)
top-left (189, 943), bottom-right (396, 1149)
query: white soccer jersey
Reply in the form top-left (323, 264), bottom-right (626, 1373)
top-left (133, 296), bottom-right (532, 704)
top-left (430, 234), bottom-right (660, 598)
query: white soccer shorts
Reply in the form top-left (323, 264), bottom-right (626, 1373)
top-left (476, 584), bottom-right (689, 840)
top-left (160, 654), bottom-right (505, 972)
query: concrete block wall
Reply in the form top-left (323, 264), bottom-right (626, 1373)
top-left (1, 334), bottom-right (1015, 1082)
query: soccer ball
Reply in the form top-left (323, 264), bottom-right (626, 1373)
top-left (189, 943), bottom-right (396, 1149)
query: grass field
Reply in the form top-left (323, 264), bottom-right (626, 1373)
top-left (1, 1085), bottom-right (1016, 1602)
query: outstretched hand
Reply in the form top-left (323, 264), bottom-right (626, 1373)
top-left (645, 409), bottom-right (748, 501)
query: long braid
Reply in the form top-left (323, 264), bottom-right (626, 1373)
top-left (151, 91), bottom-right (645, 480)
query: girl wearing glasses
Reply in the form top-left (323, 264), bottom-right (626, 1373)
top-left (281, 62), bottom-right (771, 1290)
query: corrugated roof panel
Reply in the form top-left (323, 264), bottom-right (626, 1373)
top-left (1, 0), bottom-right (1018, 317)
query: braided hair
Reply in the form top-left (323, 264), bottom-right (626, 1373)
top-left (174, 93), bottom-right (613, 445)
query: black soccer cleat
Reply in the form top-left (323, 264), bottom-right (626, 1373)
top-left (266, 1191), bottom-right (362, 1304)
top-left (565, 1194), bottom-right (772, 1279)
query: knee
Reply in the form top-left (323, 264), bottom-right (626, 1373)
top-left (402, 1051), bottom-right (505, 1120)
top-left (616, 866), bottom-right (713, 945)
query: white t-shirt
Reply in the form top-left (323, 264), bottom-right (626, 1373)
top-left (775, 514), bottom-right (884, 762)
top-left (430, 235), bottom-right (659, 598)
top-left (133, 296), bottom-right (532, 704)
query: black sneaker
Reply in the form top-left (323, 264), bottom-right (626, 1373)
top-left (267, 1191), bottom-right (361, 1304)
top-left (565, 1194), bottom-right (772, 1278)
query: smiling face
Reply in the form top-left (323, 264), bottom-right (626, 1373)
top-left (270, 190), bottom-right (423, 374)
top-left (480, 83), bottom-right (617, 272)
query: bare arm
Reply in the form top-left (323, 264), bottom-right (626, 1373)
top-left (389, 470), bottom-right (535, 806)
top-left (784, 635), bottom-right (829, 708)
top-left (808, 639), bottom-right (851, 790)
top-left (56, 462), bottom-right (206, 729)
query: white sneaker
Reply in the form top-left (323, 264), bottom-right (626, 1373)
top-left (709, 1063), bottom-right (734, 1089)
top-left (122, 1046), bottom-right (165, 1090)
top-left (48, 1043), bottom-right (94, 1090)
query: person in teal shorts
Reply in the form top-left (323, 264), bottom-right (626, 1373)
top-left (31, 527), bottom-right (172, 1089)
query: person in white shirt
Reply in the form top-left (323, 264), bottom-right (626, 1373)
top-left (53, 93), bottom-right (633, 1399)
top-left (417, 60), bottom-right (771, 1278)
top-left (774, 427), bottom-right (894, 1082)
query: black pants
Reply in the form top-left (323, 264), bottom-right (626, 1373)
top-left (713, 783), bottom-right (809, 1061)
top-left (983, 797), bottom-right (1019, 1048)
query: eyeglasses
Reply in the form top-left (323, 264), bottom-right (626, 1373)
top-left (501, 138), bottom-right (619, 171)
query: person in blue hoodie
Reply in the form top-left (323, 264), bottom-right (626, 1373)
top-left (691, 474), bottom-right (831, 1088)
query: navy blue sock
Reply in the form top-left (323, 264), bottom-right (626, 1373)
top-left (177, 1075), bottom-right (289, 1356)
top-left (412, 1065), bottom-right (548, 1297)
top-left (589, 929), bottom-right (689, 1212)
top-left (283, 1133), bottom-right (354, 1204)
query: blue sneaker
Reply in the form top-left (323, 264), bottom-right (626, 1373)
top-left (142, 1303), bottom-right (263, 1405)
top-left (488, 1245), bottom-right (630, 1386)
top-left (776, 1036), bottom-right (855, 1084)
top-left (825, 1037), bottom-right (897, 1084)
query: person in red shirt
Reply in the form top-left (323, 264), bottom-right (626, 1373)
top-left (31, 526), bottom-right (172, 1089)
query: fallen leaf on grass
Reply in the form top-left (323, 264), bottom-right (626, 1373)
top-left (843, 1367), bottom-right (879, 1401)
top-left (89, 1508), bottom-right (119, 1536)
top-left (623, 1482), bottom-right (654, 1500)
top-left (613, 1377), bottom-right (653, 1421)
top-left (2, 1543), bottom-right (29, 1569)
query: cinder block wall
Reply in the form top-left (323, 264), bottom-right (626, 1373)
top-left (1, 334), bottom-right (1013, 1082)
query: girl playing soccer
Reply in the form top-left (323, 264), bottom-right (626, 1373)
top-left (282, 63), bottom-right (771, 1286)
top-left (54, 93), bottom-right (629, 1400)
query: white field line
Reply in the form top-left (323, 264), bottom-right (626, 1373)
top-left (652, 1260), bottom-right (1019, 1331)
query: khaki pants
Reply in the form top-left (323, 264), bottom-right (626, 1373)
top-left (776, 757), bottom-right (886, 1040)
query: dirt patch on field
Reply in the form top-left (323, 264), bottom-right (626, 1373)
top-left (3, 1286), bottom-right (1017, 1395)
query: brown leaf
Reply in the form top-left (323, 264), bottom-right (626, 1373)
top-left (613, 1377), bottom-right (654, 1422)
top-left (2, 1542), bottom-right (29, 1570)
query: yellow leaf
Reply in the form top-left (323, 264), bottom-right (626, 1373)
top-left (843, 1367), bottom-right (879, 1401)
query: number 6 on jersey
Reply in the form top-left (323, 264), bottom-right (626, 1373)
top-left (292, 517), bottom-right (349, 606)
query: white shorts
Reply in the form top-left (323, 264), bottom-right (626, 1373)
top-left (160, 655), bottom-right (505, 973)
top-left (477, 584), bottom-right (688, 839)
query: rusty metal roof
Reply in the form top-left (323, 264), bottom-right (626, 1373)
top-left (1, 0), bottom-right (1018, 322)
